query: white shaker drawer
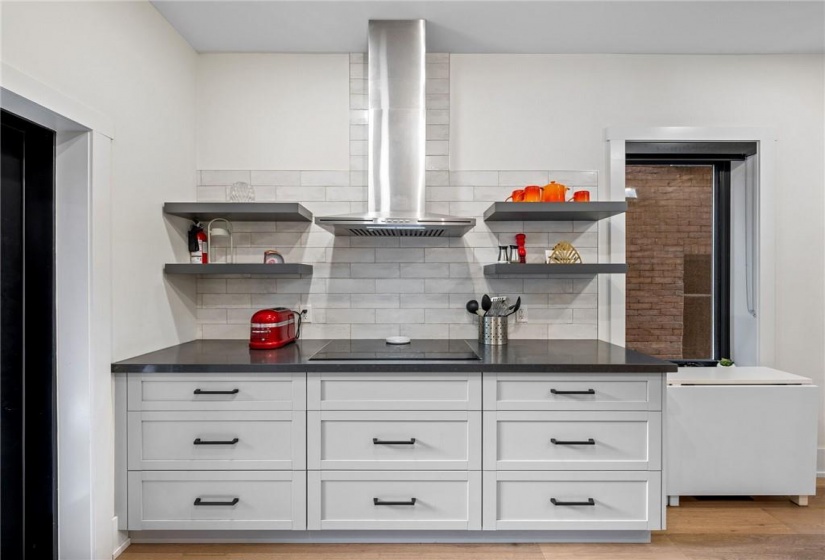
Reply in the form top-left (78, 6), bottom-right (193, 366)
top-left (308, 372), bottom-right (481, 410)
top-left (483, 373), bottom-right (663, 411)
top-left (308, 471), bottom-right (481, 530)
top-left (308, 411), bottom-right (481, 470)
top-left (483, 471), bottom-right (662, 531)
top-left (127, 373), bottom-right (306, 411)
top-left (127, 471), bottom-right (306, 531)
top-left (128, 411), bottom-right (306, 470)
top-left (484, 411), bottom-right (660, 471)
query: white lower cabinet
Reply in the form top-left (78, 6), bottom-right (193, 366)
top-left (308, 471), bottom-right (482, 530)
top-left (484, 411), bottom-right (660, 471)
top-left (119, 369), bottom-right (666, 537)
top-left (128, 373), bottom-right (306, 411)
top-left (127, 470), bottom-right (306, 530)
top-left (308, 372), bottom-right (481, 410)
top-left (128, 410), bottom-right (306, 470)
top-left (308, 410), bottom-right (481, 470)
top-left (483, 471), bottom-right (662, 531)
top-left (483, 373), bottom-right (663, 412)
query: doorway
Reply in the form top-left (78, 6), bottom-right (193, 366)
top-left (1, 110), bottom-right (58, 558)
top-left (623, 141), bottom-right (757, 364)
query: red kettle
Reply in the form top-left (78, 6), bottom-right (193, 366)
top-left (249, 308), bottom-right (302, 350)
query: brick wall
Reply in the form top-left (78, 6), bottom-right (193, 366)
top-left (625, 165), bottom-right (713, 359)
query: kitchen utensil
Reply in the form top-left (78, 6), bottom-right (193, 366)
top-left (504, 297), bottom-right (521, 316)
top-left (497, 245), bottom-right (511, 263)
top-left (479, 315), bottom-right (508, 345)
top-left (515, 233), bottom-right (527, 263)
top-left (571, 190), bottom-right (590, 202)
top-left (542, 181), bottom-right (569, 202)
top-left (466, 300), bottom-right (480, 315)
top-left (523, 185), bottom-right (542, 202)
top-left (207, 218), bottom-right (234, 263)
top-left (249, 307), bottom-right (301, 350)
top-left (481, 294), bottom-right (492, 315)
top-left (488, 296), bottom-right (508, 317)
top-left (509, 245), bottom-right (519, 263)
top-left (505, 189), bottom-right (525, 202)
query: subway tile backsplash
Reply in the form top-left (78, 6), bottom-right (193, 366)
top-left (194, 54), bottom-right (601, 341)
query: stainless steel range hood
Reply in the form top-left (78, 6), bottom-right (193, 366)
top-left (316, 20), bottom-right (474, 237)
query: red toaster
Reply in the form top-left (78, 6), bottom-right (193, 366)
top-left (249, 308), bottom-right (302, 350)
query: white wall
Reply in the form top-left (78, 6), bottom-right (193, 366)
top-left (1, 1), bottom-right (197, 557)
top-left (2, 1), bottom-right (199, 362)
top-left (451, 53), bottom-right (825, 450)
top-left (197, 54), bottom-right (349, 170)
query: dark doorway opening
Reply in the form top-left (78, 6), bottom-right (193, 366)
top-left (625, 142), bottom-right (754, 362)
top-left (1, 109), bottom-right (57, 559)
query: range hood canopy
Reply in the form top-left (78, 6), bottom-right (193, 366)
top-left (316, 20), bottom-right (474, 237)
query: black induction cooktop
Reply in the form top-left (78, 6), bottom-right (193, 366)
top-left (308, 339), bottom-right (480, 361)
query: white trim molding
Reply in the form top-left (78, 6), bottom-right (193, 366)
top-left (1, 65), bottom-right (117, 560)
top-left (602, 126), bottom-right (777, 366)
top-left (0, 63), bottom-right (114, 138)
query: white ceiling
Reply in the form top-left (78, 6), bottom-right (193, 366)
top-left (151, 1), bottom-right (825, 54)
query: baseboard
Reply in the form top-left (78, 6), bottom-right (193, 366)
top-left (112, 537), bottom-right (130, 559)
top-left (129, 530), bottom-right (651, 544)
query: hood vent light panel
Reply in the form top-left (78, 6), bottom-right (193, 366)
top-left (349, 227), bottom-right (445, 237)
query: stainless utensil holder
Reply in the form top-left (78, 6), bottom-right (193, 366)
top-left (479, 316), bottom-right (508, 345)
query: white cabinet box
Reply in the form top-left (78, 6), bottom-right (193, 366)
top-left (667, 367), bottom-right (819, 504)
top-left (483, 373), bottom-right (662, 411)
top-left (483, 471), bottom-right (662, 531)
top-left (308, 410), bottom-right (481, 470)
top-left (117, 367), bottom-right (668, 538)
top-left (128, 372), bottom-right (306, 411)
top-left (483, 411), bottom-right (660, 471)
top-left (128, 410), bottom-right (306, 471)
top-left (127, 470), bottom-right (306, 531)
top-left (308, 471), bottom-right (482, 530)
top-left (308, 372), bottom-right (481, 410)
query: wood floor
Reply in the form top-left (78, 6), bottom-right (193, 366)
top-left (120, 479), bottom-right (825, 560)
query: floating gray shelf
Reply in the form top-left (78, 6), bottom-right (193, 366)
top-left (164, 263), bottom-right (313, 276)
top-left (483, 263), bottom-right (627, 276)
top-left (483, 202), bottom-right (627, 222)
top-left (163, 202), bottom-right (312, 222)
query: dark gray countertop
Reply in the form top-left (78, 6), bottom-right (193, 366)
top-left (111, 339), bottom-right (676, 374)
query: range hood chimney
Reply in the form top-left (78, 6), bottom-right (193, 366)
top-left (315, 20), bottom-right (475, 237)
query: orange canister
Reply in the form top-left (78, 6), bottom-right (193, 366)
top-left (542, 181), bottom-right (569, 202)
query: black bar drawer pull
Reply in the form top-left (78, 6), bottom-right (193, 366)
top-left (551, 498), bottom-right (595, 506)
top-left (194, 497), bottom-right (239, 506)
top-left (373, 438), bottom-right (416, 445)
top-left (373, 498), bottom-right (417, 506)
top-left (194, 388), bottom-right (239, 395)
top-left (551, 438), bottom-right (596, 445)
top-left (193, 437), bottom-right (239, 445)
top-left (550, 388), bottom-right (595, 395)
